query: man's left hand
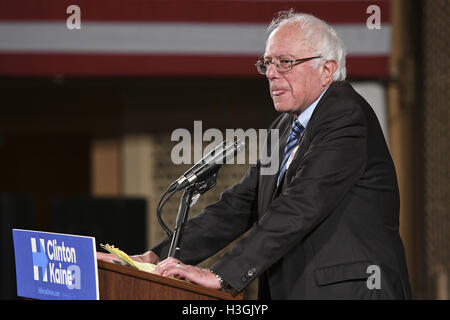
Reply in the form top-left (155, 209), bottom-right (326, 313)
top-left (154, 257), bottom-right (222, 290)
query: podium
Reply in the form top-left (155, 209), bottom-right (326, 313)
top-left (97, 260), bottom-right (243, 300)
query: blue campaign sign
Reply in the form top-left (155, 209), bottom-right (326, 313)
top-left (12, 229), bottom-right (99, 300)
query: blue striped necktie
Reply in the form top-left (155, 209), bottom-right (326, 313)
top-left (277, 120), bottom-right (305, 185)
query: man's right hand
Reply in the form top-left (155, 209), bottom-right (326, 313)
top-left (130, 251), bottom-right (161, 264)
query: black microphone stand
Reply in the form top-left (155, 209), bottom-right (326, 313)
top-left (167, 171), bottom-right (219, 259)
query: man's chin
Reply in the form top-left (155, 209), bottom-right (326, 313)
top-left (273, 102), bottom-right (302, 117)
top-left (274, 103), bottom-right (292, 114)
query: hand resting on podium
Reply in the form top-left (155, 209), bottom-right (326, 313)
top-left (154, 257), bottom-right (222, 290)
top-left (97, 252), bottom-right (222, 290)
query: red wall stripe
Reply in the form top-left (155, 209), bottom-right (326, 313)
top-left (0, 53), bottom-right (388, 78)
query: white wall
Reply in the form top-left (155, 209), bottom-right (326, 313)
top-left (351, 81), bottom-right (389, 143)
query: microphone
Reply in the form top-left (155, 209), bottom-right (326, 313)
top-left (167, 139), bottom-right (245, 192)
top-left (167, 140), bottom-right (230, 192)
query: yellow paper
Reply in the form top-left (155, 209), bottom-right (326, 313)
top-left (100, 244), bottom-right (156, 274)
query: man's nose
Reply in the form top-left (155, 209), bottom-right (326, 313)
top-left (266, 63), bottom-right (280, 80)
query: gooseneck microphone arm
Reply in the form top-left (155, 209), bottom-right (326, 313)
top-left (166, 184), bottom-right (196, 259)
top-left (156, 140), bottom-right (245, 259)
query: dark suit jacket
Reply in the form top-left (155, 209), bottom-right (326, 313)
top-left (152, 81), bottom-right (412, 299)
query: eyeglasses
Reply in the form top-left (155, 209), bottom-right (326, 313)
top-left (255, 55), bottom-right (322, 75)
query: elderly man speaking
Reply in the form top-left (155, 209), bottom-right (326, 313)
top-left (99, 10), bottom-right (412, 300)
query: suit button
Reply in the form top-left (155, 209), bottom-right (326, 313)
top-left (247, 268), bottom-right (256, 277)
top-left (241, 276), bottom-right (248, 282)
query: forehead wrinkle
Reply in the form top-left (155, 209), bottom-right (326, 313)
top-left (264, 40), bottom-right (310, 60)
top-left (265, 22), bottom-right (317, 59)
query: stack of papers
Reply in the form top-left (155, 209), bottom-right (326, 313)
top-left (100, 244), bottom-right (157, 274)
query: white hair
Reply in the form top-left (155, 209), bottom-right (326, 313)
top-left (267, 10), bottom-right (347, 81)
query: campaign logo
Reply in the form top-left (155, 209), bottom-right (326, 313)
top-left (31, 238), bottom-right (48, 282)
top-left (30, 237), bottom-right (81, 289)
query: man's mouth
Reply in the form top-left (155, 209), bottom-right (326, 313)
top-left (272, 89), bottom-right (287, 97)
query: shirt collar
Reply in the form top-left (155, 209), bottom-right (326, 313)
top-left (296, 87), bottom-right (328, 129)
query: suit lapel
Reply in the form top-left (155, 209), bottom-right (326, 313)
top-left (269, 117), bottom-right (293, 198)
top-left (282, 127), bottom-right (311, 185)
top-left (273, 126), bottom-right (310, 197)
top-left (257, 115), bottom-right (293, 216)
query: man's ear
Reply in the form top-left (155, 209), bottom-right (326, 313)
top-left (320, 60), bottom-right (338, 86)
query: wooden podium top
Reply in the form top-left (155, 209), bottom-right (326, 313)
top-left (97, 260), bottom-right (243, 300)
